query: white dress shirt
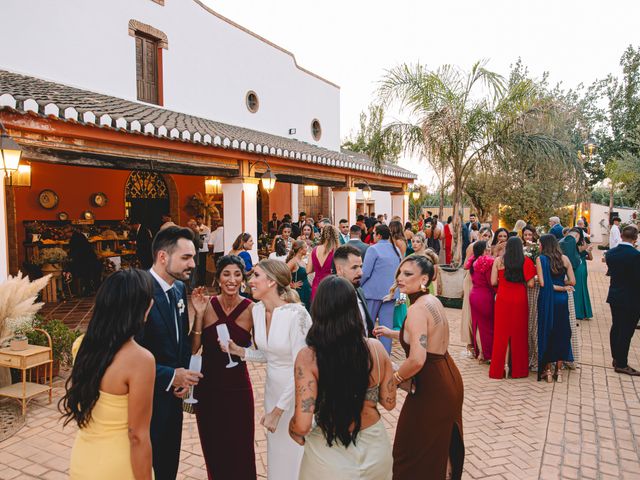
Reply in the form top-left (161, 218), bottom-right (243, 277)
top-left (610, 224), bottom-right (622, 249)
top-left (150, 268), bottom-right (180, 390)
top-left (356, 294), bottom-right (368, 336)
top-left (197, 225), bottom-right (211, 253)
top-left (210, 226), bottom-right (224, 253)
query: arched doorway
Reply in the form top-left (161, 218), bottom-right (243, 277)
top-left (125, 171), bottom-right (170, 234)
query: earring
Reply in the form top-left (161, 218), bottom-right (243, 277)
top-left (240, 283), bottom-right (246, 293)
top-left (420, 283), bottom-right (428, 292)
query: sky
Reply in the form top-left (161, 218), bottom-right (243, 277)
top-left (204, 0), bottom-right (640, 184)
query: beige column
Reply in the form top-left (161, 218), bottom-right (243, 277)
top-left (221, 177), bottom-right (260, 263)
top-left (391, 191), bottom-right (409, 224)
top-left (333, 187), bottom-right (357, 225)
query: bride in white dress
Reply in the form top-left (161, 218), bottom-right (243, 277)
top-left (225, 259), bottom-right (312, 480)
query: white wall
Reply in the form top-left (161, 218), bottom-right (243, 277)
top-left (0, 0), bottom-right (341, 150)
top-left (589, 203), bottom-right (637, 243)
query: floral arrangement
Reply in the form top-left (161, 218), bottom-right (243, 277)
top-left (0, 272), bottom-right (51, 342)
top-left (34, 247), bottom-right (68, 266)
top-left (524, 242), bottom-right (540, 260)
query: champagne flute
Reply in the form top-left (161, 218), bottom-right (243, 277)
top-left (184, 355), bottom-right (202, 405)
top-left (217, 324), bottom-right (239, 368)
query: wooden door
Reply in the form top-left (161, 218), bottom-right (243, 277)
top-left (136, 35), bottom-right (158, 104)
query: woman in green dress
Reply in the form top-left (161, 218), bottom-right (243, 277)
top-left (287, 240), bottom-right (312, 311)
top-left (561, 228), bottom-right (593, 320)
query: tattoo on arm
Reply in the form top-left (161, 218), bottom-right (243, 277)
top-left (419, 334), bottom-right (427, 350)
top-left (296, 366), bottom-right (304, 378)
top-left (301, 397), bottom-right (316, 413)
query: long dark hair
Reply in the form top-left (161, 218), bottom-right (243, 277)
top-left (232, 232), bottom-right (251, 251)
top-left (503, 236), bottom-right (525, 282)
top-left (492, 228), bottom-right (509, 246)
top-left (540, 234), bottom-right (565, 275)
top-left (60, 269), bottom-right (154, 428)
top-left (469, 240), bottom-right (487, 275)
top-left (307, 275), bottom-right (370, 447)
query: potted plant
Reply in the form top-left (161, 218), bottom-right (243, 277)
top-left (26, 315), bottom-right (82, 376)
top-left (5, 317), bottom-right (33, 351)
top-left (34, 247), bottom-right (68, 276)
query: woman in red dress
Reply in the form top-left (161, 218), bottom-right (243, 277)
top-left (490, 236), bottom-right (536, 379)
top-left (444, 216), bottom-right (453, 264)
top-left (191, 255), bottom-right (256, 480)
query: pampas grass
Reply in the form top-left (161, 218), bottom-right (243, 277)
top-left (0, 272), bottom-right (51, 341)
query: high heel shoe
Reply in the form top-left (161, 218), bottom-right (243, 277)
top-left (555, 365), bottom-right (563, 383)
top-left (504, 364), bottom-right (510, 379)
top-left (545, 369), bottom-right (553, 383)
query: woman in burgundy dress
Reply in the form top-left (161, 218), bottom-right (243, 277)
top-left (191, 255), bottom-right (256, 480)
top-left (466, 240), bottom-right (496, 362)
top-left (308, 224), bottom-right (340, 299)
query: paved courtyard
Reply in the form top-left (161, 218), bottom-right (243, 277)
top-left (1, 248), bottom-right (639, 479)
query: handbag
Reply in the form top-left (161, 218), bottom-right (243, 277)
top-left (393, 294), bottom-right (408, 330)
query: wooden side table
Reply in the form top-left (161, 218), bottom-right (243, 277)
top-left (0, 329), bottom-right (53, 415)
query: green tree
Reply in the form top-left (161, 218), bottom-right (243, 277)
top-left (379, 60), bottom-right (575, 265)
top-left (342, 104), bottom-right (402, 164)
top-left (593, 45), bottom-right (640, 214)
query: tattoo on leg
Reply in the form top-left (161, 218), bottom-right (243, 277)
top-left (301, 397), bottom-right (316, 413)
top-left (419, 334), bottom-right (427, 349)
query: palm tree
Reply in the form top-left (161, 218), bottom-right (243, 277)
top-left (379, 60), bottom-right (576, 265)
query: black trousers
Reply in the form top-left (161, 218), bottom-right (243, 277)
top-left (609, 304), bottom-right (640, 368)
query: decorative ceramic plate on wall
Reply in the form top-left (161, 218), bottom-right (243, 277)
top-left (81, 210), bottom-right (94, 221)
top-left (57, 211), bottom-right (69, 221)
top-left (91, 192), bottom-right (108, 207)
top-left (38, 189), bottom-right (59, 209)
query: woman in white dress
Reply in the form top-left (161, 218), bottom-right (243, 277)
top-left (224, 259), bottom-right (312, 480)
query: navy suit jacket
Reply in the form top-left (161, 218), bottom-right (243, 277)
top-left (550, 224), bottom-right (564, 239)
top-left (606, 244), bottom-right (640, 311)
top-left (137, 278), bottom-right (191, 394)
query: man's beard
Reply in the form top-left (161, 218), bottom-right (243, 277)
top-left (166, 260), bottom-right (192, 282)
top-left (351, 277), bottom-right (361, 287)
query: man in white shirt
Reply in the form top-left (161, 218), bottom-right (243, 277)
top-left (334, 245), bottom-right (374, 337)
top-left (610, 216), bottom-right (622, 250)
top-left (195, 214), bottom-right (211, 287)
top-left (209, 219), bottom-right (224, 264)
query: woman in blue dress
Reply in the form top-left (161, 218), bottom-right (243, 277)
top-left (536, 234), bottom-right (576, 383)
top-left (229, 233), bottom-right (255, 276)
top-left (560, 228), bottom-right (593, 320)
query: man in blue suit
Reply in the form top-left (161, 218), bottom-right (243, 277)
top-left (137, 226), bottom-right (203, 479)
top-left (606, 225), bottom-right (640, 376)
top-left (549, 216), bottom-right (564, 239)
top-left (361, 224), bottom-right (401, 353)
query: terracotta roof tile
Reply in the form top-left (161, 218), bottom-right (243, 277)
top-left (0, 70), bottom-right (416, 179)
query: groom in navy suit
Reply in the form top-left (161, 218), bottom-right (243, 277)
top-left (137, 226), bottom-right (203, 479)
top-left (606, 225), bottom-right (640, 376)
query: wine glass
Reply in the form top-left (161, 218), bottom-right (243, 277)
top-left (217, 324), bottom-right (239, 368)
top-left (184, 355), bottom-right (203, 405)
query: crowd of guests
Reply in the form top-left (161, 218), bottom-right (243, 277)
top-left (460, 215), bottom-right (600, 382)
top-left (60, 208), bottom-right (640, 480)
top-left (63, 216), bottom-right (464, 480)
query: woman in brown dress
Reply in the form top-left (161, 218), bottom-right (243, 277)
top-left (374, 254), bottom-right (464, 480)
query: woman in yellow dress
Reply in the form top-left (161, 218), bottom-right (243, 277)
top-left (61, 269), bottom-right (156, 480)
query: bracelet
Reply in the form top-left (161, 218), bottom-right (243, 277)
top-left (192, 331), bottom-right (202, 335)
top-left (393, 371), bottom-right (405, 384)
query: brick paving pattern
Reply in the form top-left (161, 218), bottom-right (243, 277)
top-left (1, 248), bottom-right (639, 479)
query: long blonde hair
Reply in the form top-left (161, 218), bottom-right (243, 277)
top-left (319, 225), bottom-right (340, 251)
top-left (257, 259), bottom-right (300, 303)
